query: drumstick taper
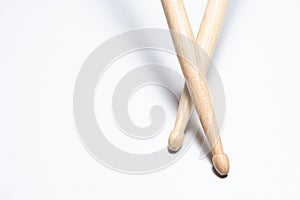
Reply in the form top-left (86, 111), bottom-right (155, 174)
top-left (169, 0), bottom-right (228, 152)
top-left (161, 0), bottom-right (229, 175)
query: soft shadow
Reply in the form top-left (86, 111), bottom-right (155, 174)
top-left (102, 0), bottom-right (181, 103)
top-left (213, 0), bottom-right (241, 62)
top-left (168, 146), bottom-right (182, 154)
top-left (212, 167), bottom-right (228, 179)
top-left (185, 111), bottom-right (213, 164)
top-left (101, 0), bottom-right (144, 29)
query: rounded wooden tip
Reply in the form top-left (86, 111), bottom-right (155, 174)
top-left (212, 153), bottom-right (230, 176)
top-left (168, 130), bottom-right (184, 152)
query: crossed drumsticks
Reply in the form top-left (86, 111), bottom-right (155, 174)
top-left (161, 0), bottom-right (229, 175)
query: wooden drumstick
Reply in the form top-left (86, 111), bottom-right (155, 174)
top-left (161, 0), bottom-right (229, 175)
top-left (169, 0), bottom-right (228, 152)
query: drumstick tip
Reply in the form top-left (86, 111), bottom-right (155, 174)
top-left (168, 130), bottom-right (184, 152)
top-left (212, 153), bottom-right (230, 176)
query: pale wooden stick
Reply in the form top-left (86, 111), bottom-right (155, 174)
top-left (169, 0), bottom-right (228, 152)
top-left (161, 0), bottom-right (229, 175)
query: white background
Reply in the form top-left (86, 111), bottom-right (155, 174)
top-left (1, 0), bottom-right (300, 199)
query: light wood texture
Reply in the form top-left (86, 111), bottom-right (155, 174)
top-left (169, 0), bottom-right (227, 154)
top-left (161, 0), bottom-right (229, 175)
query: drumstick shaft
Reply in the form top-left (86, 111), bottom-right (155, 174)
top-left (171, 0), bottom-right (228, 148)
top-left (161, 0), bottom-right (229, 175)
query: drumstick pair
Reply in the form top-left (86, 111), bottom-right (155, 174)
top-left (161, 0), bottom-right (229, 175)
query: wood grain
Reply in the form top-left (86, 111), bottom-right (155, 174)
top-left (161, 0), bottom-right (229, 175)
